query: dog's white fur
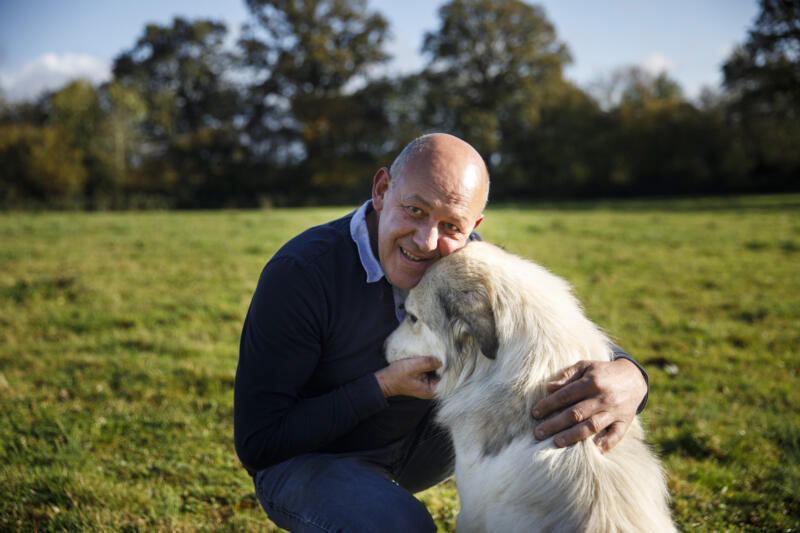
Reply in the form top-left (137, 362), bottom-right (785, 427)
top-left (386, 241), bottom-right (675, 533)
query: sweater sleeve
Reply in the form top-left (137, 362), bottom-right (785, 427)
top-left (234, 256), bottom-right (389, 472)
top-left (609, 343), bottom-right (649, 414)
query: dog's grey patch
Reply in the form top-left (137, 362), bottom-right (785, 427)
top-left (445, 328), bottom-right (479, 382)
top-left (482, 429), bottom-right (517, 457)
top-left (476, 386), bottom-right (533, 458)
top-left (439, 286), bottom-right (498, 360)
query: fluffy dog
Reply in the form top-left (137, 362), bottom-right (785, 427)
top-left (385, 241), bottom-right (675, 533)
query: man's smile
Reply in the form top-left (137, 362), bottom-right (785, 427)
top-left (400, 246), bottom-right (430, 262)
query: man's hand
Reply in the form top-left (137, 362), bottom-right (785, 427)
top-left (531, 358), bottom-right (647, 452)
top-left (375, 357), bottom-right (442, 399)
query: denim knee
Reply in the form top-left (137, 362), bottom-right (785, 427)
top-left (356, 480), bottom-right (436, 533)
top-left (255, 454), bottom-right (436, 533)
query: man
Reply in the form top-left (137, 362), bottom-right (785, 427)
top-left (234, 133), bottom-right (648, 532)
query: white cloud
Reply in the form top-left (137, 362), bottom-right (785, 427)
top-left (0, 52), bottom-right (111, 102)
top-left (641, 51), bottom-right (676, 75)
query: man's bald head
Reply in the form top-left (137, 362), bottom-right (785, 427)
top-left (389, 133), bottom-right (490, 210)
top-left (370, 133), bottom-right (491, 288)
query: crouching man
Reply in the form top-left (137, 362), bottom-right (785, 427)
top-left (234, 133), bottom-right (648, 532)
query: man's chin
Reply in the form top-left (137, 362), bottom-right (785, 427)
top-left (385, 268), bottom-right (425, 290)
top-left (381, 256), bottom-right (418, 287)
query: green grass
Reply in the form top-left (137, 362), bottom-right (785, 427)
top-left (1, 195), bottom-right (798, 532)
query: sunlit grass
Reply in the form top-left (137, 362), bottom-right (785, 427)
top-left (1, 196), bottom-right (798, 531)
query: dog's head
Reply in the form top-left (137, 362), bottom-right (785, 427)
top-left (385, 240), bottom-right (613, 401)
top-left (385, 242), bottom-right (499, 398)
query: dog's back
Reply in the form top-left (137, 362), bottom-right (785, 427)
top-left (398, 242), bottom-right (675, 532)
top-left (454, 424), bottom-right (674, 533)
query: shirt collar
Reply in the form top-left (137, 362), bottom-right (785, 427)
top-left (350, 199), bottom-right (408, 322)
top-left (350, 199), bottom-right (385, 283)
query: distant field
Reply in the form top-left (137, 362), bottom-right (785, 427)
top-left (1, 195), bottom-right (798, 532)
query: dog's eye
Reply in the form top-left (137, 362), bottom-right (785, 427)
top-left (407, 312), bottom-right (418, 324)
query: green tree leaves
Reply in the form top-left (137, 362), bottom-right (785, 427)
top-left (723, 0), bottom-right (800, 185)
top-left (0, 124), bottom-right (86, 202)
top-left (112, 17), bottom-right (247, 206)
top-left (239, 0), bottom-right (391, 203)
top-left (421, 0), bottom-right (570, 161)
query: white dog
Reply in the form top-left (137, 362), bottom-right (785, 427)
top-left (385, 241), bottom-right (675, 533)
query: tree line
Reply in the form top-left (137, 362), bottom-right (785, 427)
top-left (1, 0), bottom-right (798, 209)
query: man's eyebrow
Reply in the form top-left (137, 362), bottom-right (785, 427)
top-left (403, 194), bottom-right (432, 209)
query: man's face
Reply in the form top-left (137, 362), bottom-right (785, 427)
top-left (372, 152), bottom-right (486, 289)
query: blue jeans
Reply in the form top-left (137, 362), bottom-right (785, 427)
top-left (254, 411), bottom-right (454, 532)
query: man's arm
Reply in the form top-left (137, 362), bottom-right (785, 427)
top-left (531, 344), bottom-right (649, 452)
top-left (233, 256), bottom-right (388, 473)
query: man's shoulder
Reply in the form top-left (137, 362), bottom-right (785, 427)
top-left (272, 211), bottom-right (355, 268)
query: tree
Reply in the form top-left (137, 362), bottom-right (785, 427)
top-left (723, 0), bottom-right (800, 186)
top-left (723, 0), bottom-right (800, 117)
top-left (239, 0), bottom-right (391, 202)
top-left (601, 67), bottom-right (733, 195)
top-left (589, 67), bottom-right (684, 112)
top-left (113, 17), bottom-right (247, 205)
top-left (49, 80), bottom-right (117, 200)
top-left (0, 95), bottom-right (49, 127)
top-left (0, 124), bottom-right (86, 204)
top-left (114, 18), bottom-right (241, 137)
top-left (508, 81), bottom-right (608, 196)
top-left (419, 0), bottom-right (573, 196)
top-left (103, 81), bottom-right (148, 194)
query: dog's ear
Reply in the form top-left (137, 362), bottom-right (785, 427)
top-left (439, 286), bottom-right (498, 360)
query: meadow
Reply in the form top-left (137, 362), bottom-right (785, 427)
top-left (1, 195), bottom-right (798, 532)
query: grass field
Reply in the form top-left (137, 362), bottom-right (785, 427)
top-left (1, 195), bottom-right (798, 532)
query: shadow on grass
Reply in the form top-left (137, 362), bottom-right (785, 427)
top-left (657, 426), bottom-right (727, 461)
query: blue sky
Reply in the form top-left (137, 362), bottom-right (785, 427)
top-left (0, 0), bottom-right (759, 103)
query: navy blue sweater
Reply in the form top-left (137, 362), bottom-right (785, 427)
top-left (234, 212), bottom-right (433, 473)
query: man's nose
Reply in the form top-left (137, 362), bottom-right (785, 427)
top-left (413, 222), bottom-right (438, 252)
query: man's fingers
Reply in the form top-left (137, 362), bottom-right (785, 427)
top-left (544, 360), bottom-right (590, 392)
top-left (547, 410), bottom-right (614, 448)
top-left (407, 361), bottom-right (441, 399)
top-left (530, 358), bottom-right (646, 450)
top-left (594, 420), bottom-right (629, 453)
top-left (376, 357), bottom-right (443, 398)
top-left (532, 372), bottom-right (598, 419)
top-left (534, 398), bottom-right (602, 440)
top-left (422, 356), bottom-right (443, 371)
top-left (405, 356), bottom-right (443, 373)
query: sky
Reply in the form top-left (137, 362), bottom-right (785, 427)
top-left (0, 0), bottom-right (760, 103)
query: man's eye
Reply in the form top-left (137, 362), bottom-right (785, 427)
top-left (406, 206), bottom-right (423, 216)
top-left (407, 313), bottom-right (418, 324)
top-left (444, 223), bottom-right (460, 233)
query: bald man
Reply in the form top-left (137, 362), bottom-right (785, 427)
top-left (234, 134), bottom-right (648, 532)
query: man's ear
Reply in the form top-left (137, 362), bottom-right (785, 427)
top-left (473, 215), bottom-right (484, 230)
top-left (372, 168), bottom-right (391, 211)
